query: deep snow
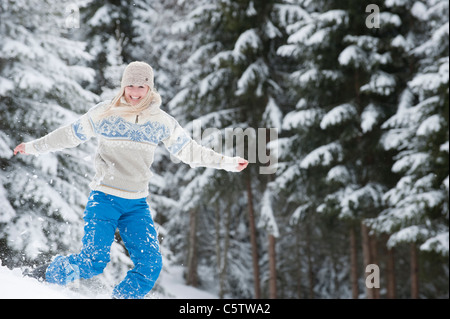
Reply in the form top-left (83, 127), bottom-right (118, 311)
top-left (0, 264), bottom-right (217, 299)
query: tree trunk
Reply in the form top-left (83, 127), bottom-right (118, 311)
top-left (361, 222), bottom-right (375, 299)
top-left (369, 232), bottom-right (380, 299)
top-left (386, 245), bottom-right (396, 299)
top-left (354, 70), bottom-right (361, 107)
top-left (265, 128), bottom-right (277, 299)
top-left (246, 175), bottom-right (261, 299)
top-left (305, 224), bottom-right (314, 299)
top-left (186, 208), bottom-right (198, 287)
top-left (295, 224), bottom-right (302, 298)
top-left (215, 208), bottom-right (223, 297)
top-left (268, 234), bottom-right (277, 299)
top-left (219, 208), bottom-right (231, 299)
top-left (349, 225), bottom-right (359, 299)
top-left (410, 242), bottom-right (419, 299)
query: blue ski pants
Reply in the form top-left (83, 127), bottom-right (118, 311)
top-left (45, 191), bottom-right (163, 299)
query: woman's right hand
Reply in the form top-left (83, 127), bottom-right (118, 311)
top-left (13, 143), bottom-right (28, 155)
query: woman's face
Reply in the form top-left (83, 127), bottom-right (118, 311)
top-left (124, 85), bottom-right (150, 106)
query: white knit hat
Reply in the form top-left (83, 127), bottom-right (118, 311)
top-left (121, 61), bottom-right (154, 89)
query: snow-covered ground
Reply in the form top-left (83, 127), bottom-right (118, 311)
top-left (0, 264), bottom-right (217, 299)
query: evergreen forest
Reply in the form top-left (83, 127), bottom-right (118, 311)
top-left (0, 0), bottom-right (448, 298)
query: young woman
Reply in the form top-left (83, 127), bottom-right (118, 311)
top-left (14, 61), bottom-right (248, 299)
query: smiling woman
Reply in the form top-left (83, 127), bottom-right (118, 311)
top-left (125, 85), bottom-right (149, 105)
top-left (13, 61), bottom-right (248, 299)
top-left (99, 62), bottom-right (162, 120)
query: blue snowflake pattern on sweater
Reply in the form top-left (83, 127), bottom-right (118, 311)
top-left (95, 117), bottom-right (170, 144)
top-left (167, 134), bottom-right (190, 154)
top-left (72, 119), bottom-right (87, 141)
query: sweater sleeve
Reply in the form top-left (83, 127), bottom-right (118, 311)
top-left (24, 112), bottom-right (95, 155)
top-left (162, 118), bottom-right (240, 172)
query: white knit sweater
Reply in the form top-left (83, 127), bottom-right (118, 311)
top-left (24, 101), bottom-right (240, 199)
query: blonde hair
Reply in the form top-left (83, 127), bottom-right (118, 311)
top-left (100, 86), bottom-right (162, 119)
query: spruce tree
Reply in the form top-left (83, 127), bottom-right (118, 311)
top-left (368, 0), bottom-right (449, 298)
top-left (165, 0), bottom-right (285, 298)
top-left (275, 0), bottom-right (411, 297)
top-left (0, 0), bottom-right (97, 267)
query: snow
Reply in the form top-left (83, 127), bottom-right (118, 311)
top-left (290, 203), bottom-right (310, 225)
top-left (385, 0), bottom-right (409, 7)
top-left (259, 189), bottom-right (280, 237)
top-left (300, 142), bottom-right (344, 169)
top-left (441, 141), bottom-right (449, 153)
top-left (291, 69), bottom-right (341, 87)
top-left (188, 42), bottom-right (222, 67)
top-left (392, 152), bottom-right (430, 174)
top-left (287, 15), bottom-right (337, 47)
top-left (282, 108), bottom-right (324, 130)
top-left (236, 59), bottom-right (268, 96)
top-left (343, 35), bottom-right (379, 50)
top-left (2, 38), bottom-right (43, 60)
top-left (381, 94), bottom-right (442, 151)
top-left (0, 132), bottom-right (13, 159)
top-left (0, 184), bottom-right (15, 223)
top-left (273, 3), bottom-right (310, 28)
top-left (306, 29), bottom-right (329, 46)
top-left (360, 71), bottom-right (397, 96)
top-left (273, 163), bottom-right (299, 190)
top-left (326, 165), bottom-right (351, 184)
top-left (338, 183), bottom-right (385, 219)
top-left (87, 6), bottom-right (111, 27)
top-left (7, 215), bottom-right (49, 259)
top-left (421, 233), bottom-right (449, 256)
top-left (379, 12), bottom-right (402, 27)
top-left (320, 103), bottom-right (357, 129)
top-left (0, 265), bottom-right (74, 299)
top-left (412, 22), bottom-right (449, 57)
top-left (411, 1), bottom-right (428, 20)
top-left (246, 1), bottom-right (257, 17)
top-left (264, 20), bottom-right (282, 39)
top-left (409, 71), bottom-right (447, 95)
top-left (234, 29), bottom-right (262, 54)
top-left (361, 104), bottom-right (381, 133)
top-left (32, 153), bottom-right (59, 176)
top-left (156, 266), bottom-right (218, 299)
top-left (199, 69), bottom-right (229, 97)
top-left (263, 97), bottom-right (283, 130)
top-left (0, 76), bottom-right (14, 95)
top-left (276, 44), bottom-right (300, 57)
top-left (391, 34), bottom-right (409, 49)
top-left (17, 67), bottom-right (54, 92)
top-left (387, 225), bottom-right (430, 248)
top-left (338, 45), bottom-right (367, 67)
top-left (2, 0), bottom-right (448, 299)
top-left (287, 24), bottom-right (315, 44)
top-left (0, 263), bottom-right (218, 299)
top-left (416, 114), bottom-right (444, 136)
top-left (318, 10), bottom-right (348, 25)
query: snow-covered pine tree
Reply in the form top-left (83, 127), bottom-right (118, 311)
top-left (0, 0), bottom-right (97, 267)
top-left (127, 0), bottom-right (186, 102)
top-left (368, 0), bottom-right (449, 298)
top-left (165, 0), bottom-right (286, 298)
top-left (275, 0), bottom-right (355, 299)
top-left (275, 0), bottom-right (412, 298)
top-left (81, 0), bottom-right (135, 98)
top-left (1, 0), bottom-right (447, 299)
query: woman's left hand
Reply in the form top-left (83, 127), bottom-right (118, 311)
top-left (237, 158), bottom-right (249, 172)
